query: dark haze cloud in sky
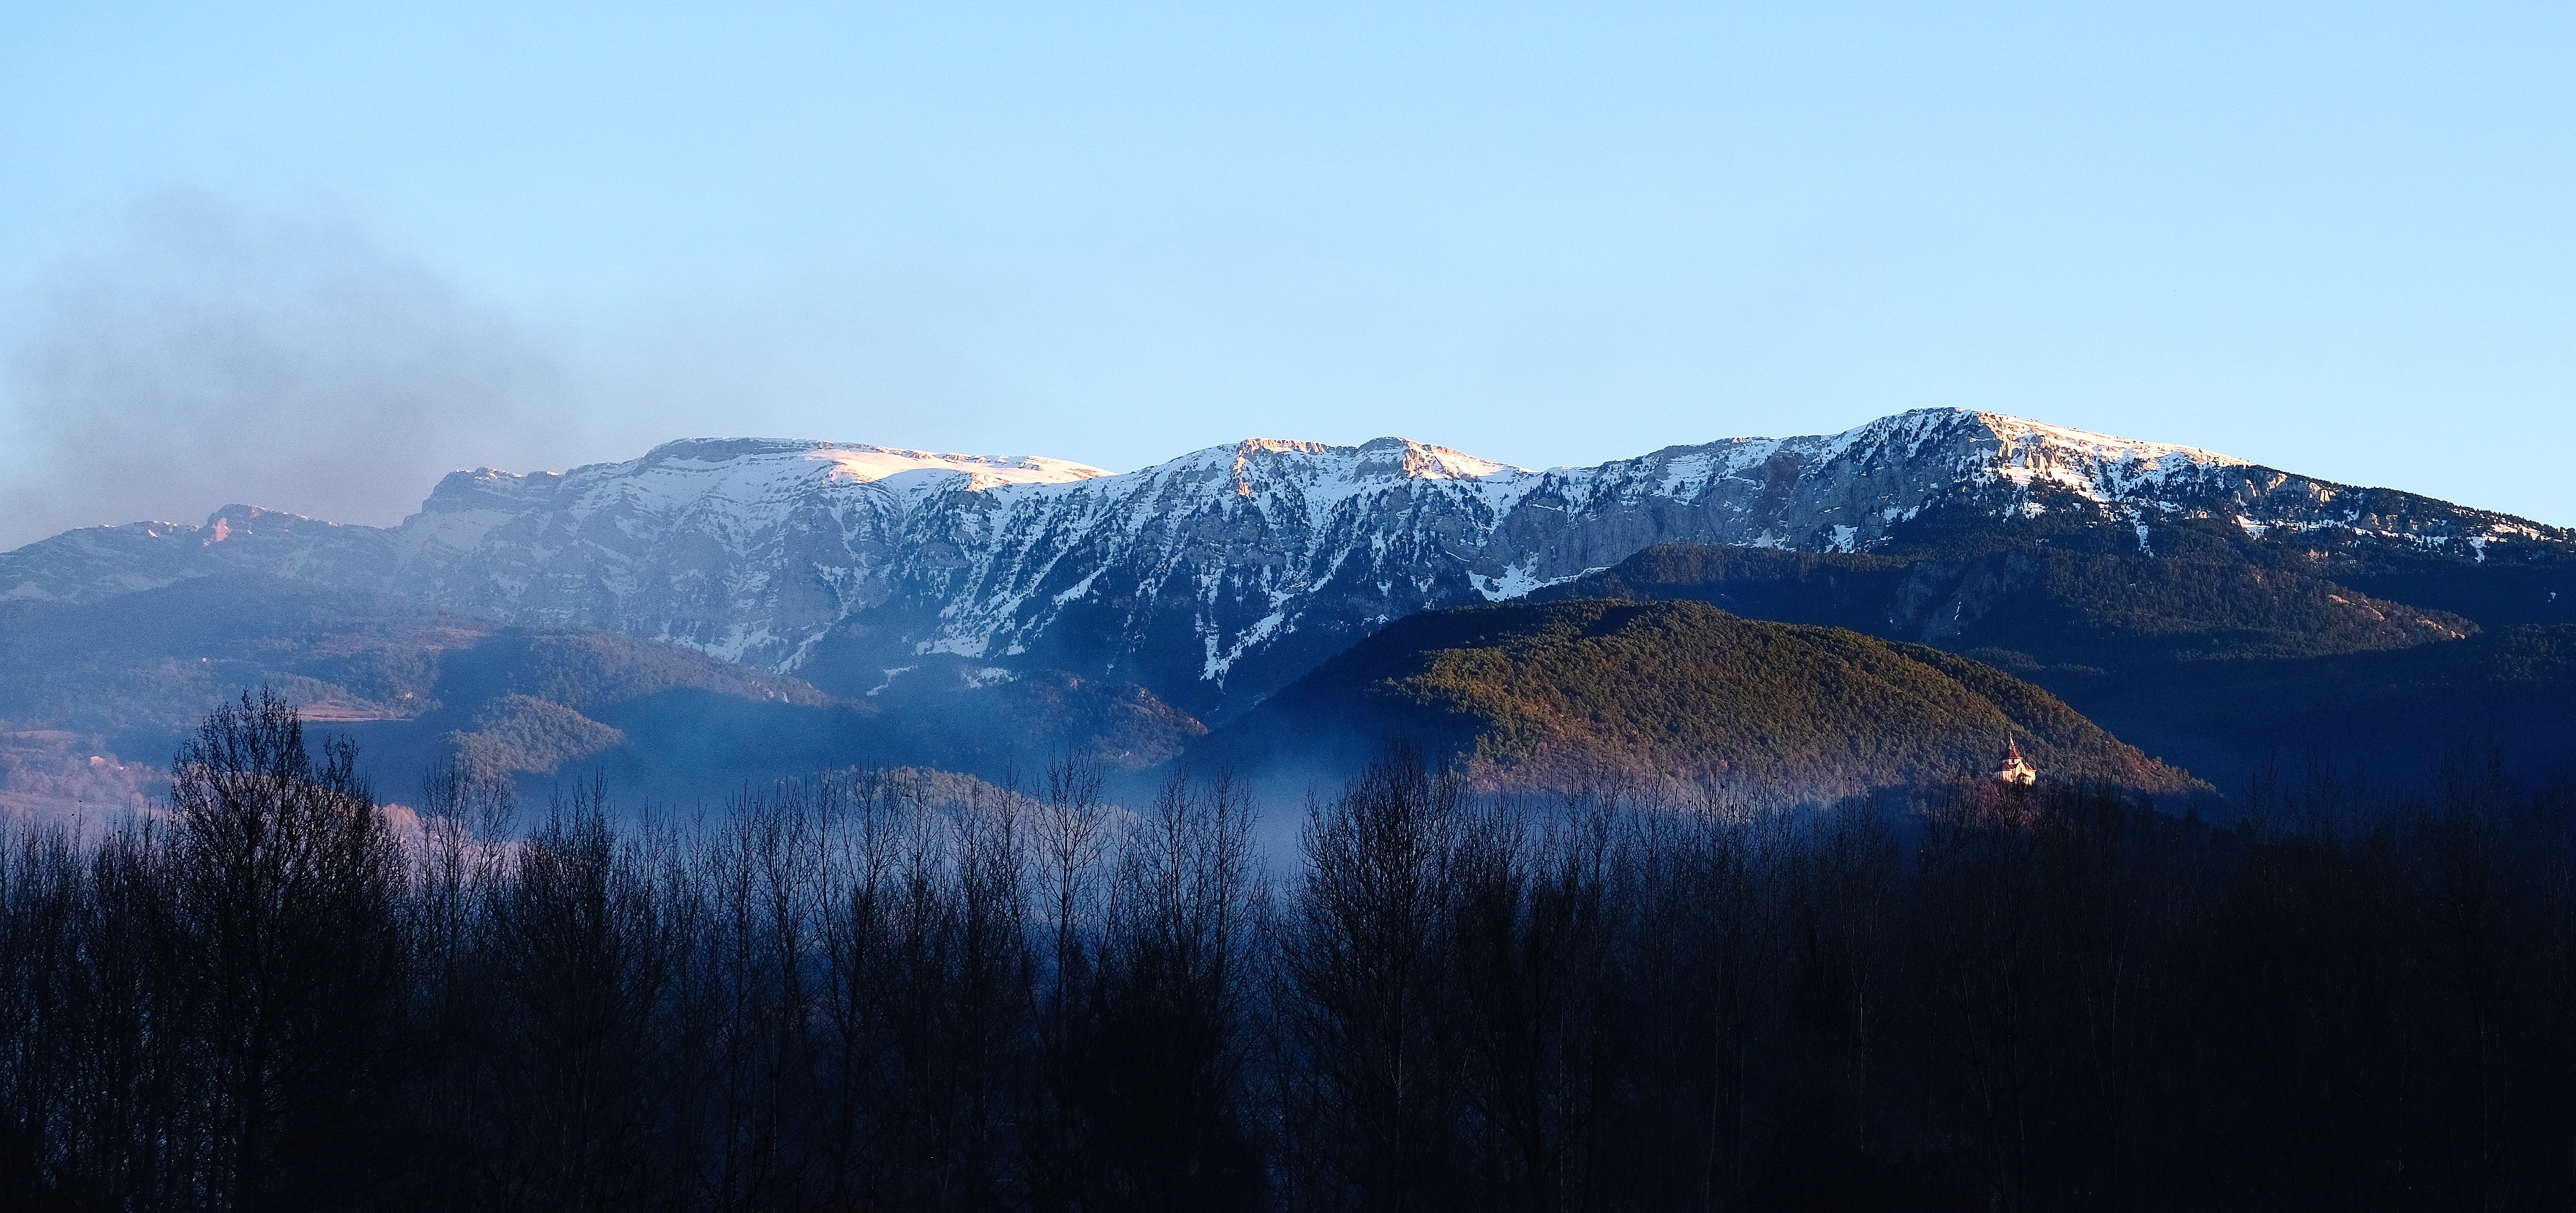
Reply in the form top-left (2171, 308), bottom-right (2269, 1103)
top-left (0, 195), bottom-right (582, 551)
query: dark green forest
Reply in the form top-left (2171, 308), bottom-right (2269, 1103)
top-left (6, 691), bottom-right (2576, 1211)
top-left (1537, 537), bottom-right (2576, 790)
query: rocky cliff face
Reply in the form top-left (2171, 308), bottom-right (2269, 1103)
top-left (6, 409), bottom-right (2565, 719)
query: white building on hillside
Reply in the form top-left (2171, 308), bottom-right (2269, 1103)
top-left (1995, 740), bottom-right (2038, 786)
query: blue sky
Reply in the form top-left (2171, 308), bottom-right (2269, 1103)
top-left (1, 1), bottom-right (2569, 543)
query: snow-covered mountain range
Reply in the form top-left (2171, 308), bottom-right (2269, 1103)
top-left (5, 408), bottom-right (2565, 718)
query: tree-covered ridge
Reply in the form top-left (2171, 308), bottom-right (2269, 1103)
top-left (1559, 536), bottom-right (2476, 665)
top-left (428, 628), bottom-right (829, 713)
top-left (446, 694), bottom-right (629, 779)
top-left (1549, 539), bottom-right (2576, 789)
top-left (1215, 599), bottom-right (2203, 798)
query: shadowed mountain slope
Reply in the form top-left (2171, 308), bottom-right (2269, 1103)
top-left (1536, 537), bottom-right (2576, 789)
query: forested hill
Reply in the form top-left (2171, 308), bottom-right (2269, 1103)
top-left (1199, 599), bottom-right (2205, 800)
top-left (1540, 540), bottom-right (2576, 788)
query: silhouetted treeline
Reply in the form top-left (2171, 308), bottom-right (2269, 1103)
top-left (5, 691), bottom-right (2576, 1211)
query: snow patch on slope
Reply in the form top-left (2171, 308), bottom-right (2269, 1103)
top-left (1470, 563), bottom-right (1605, 602)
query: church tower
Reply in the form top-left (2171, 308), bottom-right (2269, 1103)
top-left (1995, 739), bottom-right (2038, 786)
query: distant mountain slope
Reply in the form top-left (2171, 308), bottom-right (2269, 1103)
top-left (0, 574), bottom-right (818, 739)
top-left (0, 574), bottom-right (1203, 813)
top-left (1201, 599), bottom-right (2205, 801)
top-left (7, 410), bottom-right (2565, 725)
top-left (1537, 539), bottom-right (2576, 787)
top-left (0, 575), bottom-right (485, 738)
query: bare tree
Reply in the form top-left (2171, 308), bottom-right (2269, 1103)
top-left (1067, 766), bottom-right (1269, 1211)
top-left (1447, 789), bottom-right (1627, 1213)
top-left (479, 780), bottom-right (680, 1211)
top-left (1279, 743), bottom-right (1466, 1212)
top-left (155, 688), bottom-right (412, 1211)
top-left (813, 767), bottom-right (910, 1206)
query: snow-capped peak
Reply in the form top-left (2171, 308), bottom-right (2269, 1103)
top-left (1200, 436), bottom-right (1525, 482)
top-left (624, 438), bottom-right (1107, 497)
top-left (1970, 411), bottom-right (2248, 470)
